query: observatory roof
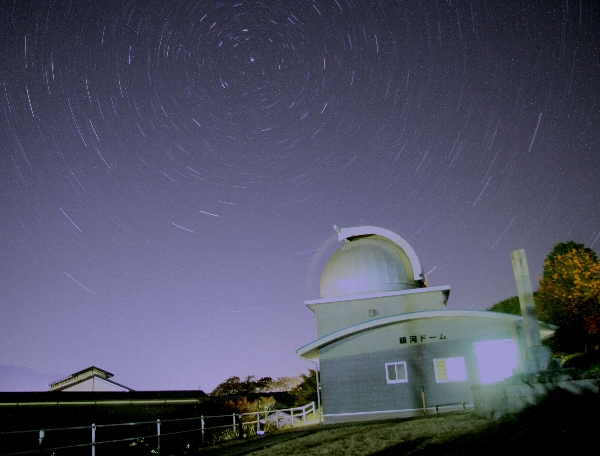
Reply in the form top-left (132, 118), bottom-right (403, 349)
top-left (319, 226), bottom-right (425, 299)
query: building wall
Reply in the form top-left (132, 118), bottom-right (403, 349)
top-left (314, 290), bottom-right (446, 337)
top-left (61, 377), bottom-right (129, 392)
top-left (318, 316), bottom-right (515, 419)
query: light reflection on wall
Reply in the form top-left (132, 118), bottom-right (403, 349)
top-left (474, 339), bottom-right (519, 384)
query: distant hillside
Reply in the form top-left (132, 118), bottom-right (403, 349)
top-left (0, 365), bottom-right (63, 392)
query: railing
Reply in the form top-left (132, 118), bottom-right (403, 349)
top-left (0, 402), bottom-right (315, 455)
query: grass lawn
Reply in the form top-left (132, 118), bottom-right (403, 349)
top-left (245, 413), bottom-right (488, 456)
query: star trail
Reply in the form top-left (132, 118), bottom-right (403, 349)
top-left (1, 1), bottom-right (599, 391)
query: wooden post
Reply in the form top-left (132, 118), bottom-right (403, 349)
top-left (421, 387), bottom-right (427, 415)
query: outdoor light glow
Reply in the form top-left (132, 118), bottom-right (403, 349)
top-left (474, 339), bottom-right (518, 384)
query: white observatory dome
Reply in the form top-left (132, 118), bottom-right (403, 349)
top-left (320, 234), bottom-right (420, 299)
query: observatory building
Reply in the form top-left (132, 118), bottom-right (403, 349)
top-left (297, 226), bottom-right (554, 423)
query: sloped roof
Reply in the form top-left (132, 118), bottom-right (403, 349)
top-left (50, 366), bottom-right (117, 391)
top-left (51, 375), bottom-right (133, 392)
top-left (0, 389), bottom-right (209, 406)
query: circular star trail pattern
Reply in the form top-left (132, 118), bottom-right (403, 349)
top-left (1, 1), bottom-right (599, 391)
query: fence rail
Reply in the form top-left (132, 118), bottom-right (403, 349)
top-left (0, 401), bottom-right (315, 455)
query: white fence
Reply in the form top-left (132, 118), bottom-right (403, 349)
top-left (0, 401), bottom-right (316, 455)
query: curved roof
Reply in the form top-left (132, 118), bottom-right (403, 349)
top-left (319, 226), bottom-right (425, 299)
top-left (296, 310), bottom-right (557, 360)
top-left (337, 226), bottom-right (424, 281)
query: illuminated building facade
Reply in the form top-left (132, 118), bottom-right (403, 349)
top-left (297, 226), bottom-right (554, 423)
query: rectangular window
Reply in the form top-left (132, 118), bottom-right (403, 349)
top-left (433, 357), bottom-right (467, 383)
top-left (385, 362), bottom-right (408, 384)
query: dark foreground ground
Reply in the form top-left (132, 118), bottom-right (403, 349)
top-left (3, 388), bottom-right (598, 455)
top-left (191, 388), bottom-right (600, 456)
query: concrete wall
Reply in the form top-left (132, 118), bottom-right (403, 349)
top-left (472, 374), bottom-right (600, 419)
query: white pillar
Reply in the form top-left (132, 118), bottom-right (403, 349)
top-left (91, 423), bottom-right (96, 456)
top-left (156, 419), bottom-right (161, 453)
top-left (201, 416), bottom-right (204, 446)
top-left (511, 249), bottom-right (551, 372)
top-left (38, 428), bottom-right (45, 452)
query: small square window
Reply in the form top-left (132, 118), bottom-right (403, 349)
top-left (433, 357), bottom-right (468, 383)
top-left (385, 362), bottom-right (408, 384)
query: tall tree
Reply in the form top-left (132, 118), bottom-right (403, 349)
top-left (536, 242), bottom-right (600, 353)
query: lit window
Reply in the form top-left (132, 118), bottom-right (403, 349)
top-left (473, 339), bottom-right (518, 384)
top-left (433, 357), bottom-right (468, 383)
top-left (385, 362), bottom-right (408, 384)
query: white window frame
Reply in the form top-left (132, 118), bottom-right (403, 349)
top-left (385, 362), bottom-right (408, 384)
top-left (433, 357), bottom-right (468, 383)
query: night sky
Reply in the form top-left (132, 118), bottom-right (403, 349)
top-left (1, 1), bottom-right (599, 392)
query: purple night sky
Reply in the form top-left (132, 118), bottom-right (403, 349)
top-left (1, 1), bottom-right (599, 392)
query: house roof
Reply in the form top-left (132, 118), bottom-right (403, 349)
top-left (49, 366), bottom-right (114, 389)
top-left (0, 390), bottom-right (209, 407)
top-left (69, 366), bottom-right (114, 379)
top-left (51, 375), bottom-right (133, 392)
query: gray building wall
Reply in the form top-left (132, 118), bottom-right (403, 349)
top-left (318, 317), bottom-right (515, 418)
top-left (314, 289), bottom-right (446, 337)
